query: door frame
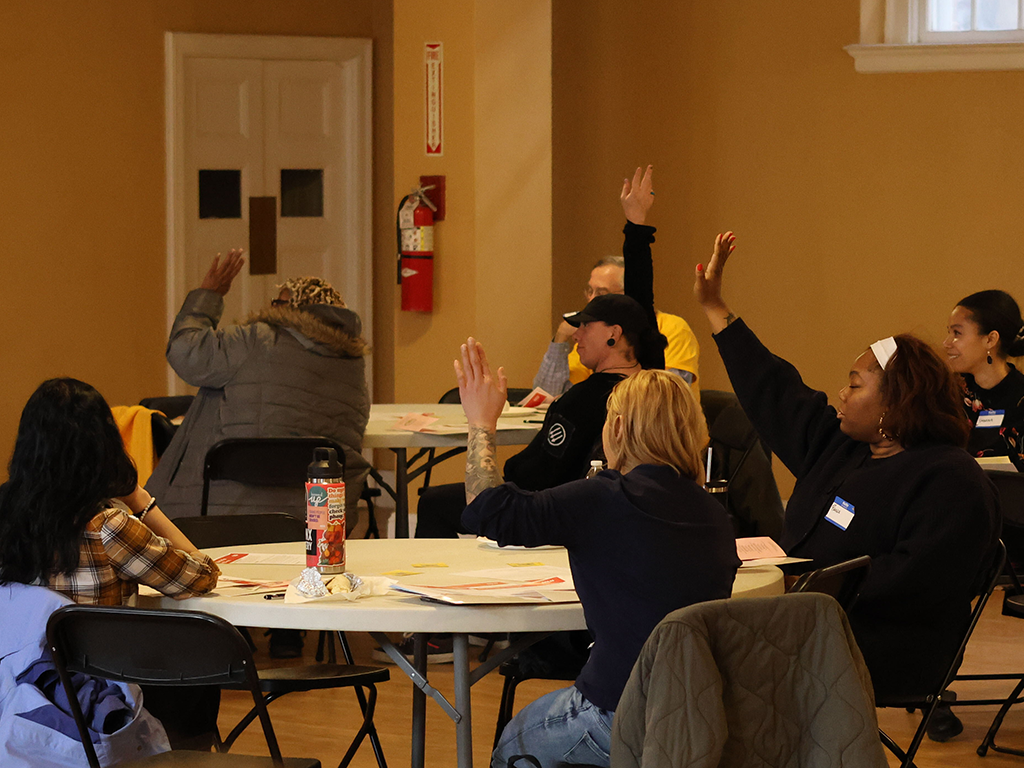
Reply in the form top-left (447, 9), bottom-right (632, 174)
top-left (164, 32), bottom-right (373, 394)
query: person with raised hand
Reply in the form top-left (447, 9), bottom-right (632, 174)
top-left (457, 336), bottom-right (738, 768)
top-left (694, 231), bottom-right (999, 713)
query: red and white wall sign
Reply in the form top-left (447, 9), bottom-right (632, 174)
top-left (425, 42), bottom-right (443, 156)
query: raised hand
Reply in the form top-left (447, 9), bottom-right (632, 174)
top-left (694, 232), bottom-right (738, 334)
top-left (694, 232), bottom-right (735, 309)
top-left (454, 337), bottom-right (508, 429)
top-left (620, 165), bottom-right (655, 226)
top-left (199, 248), bottom-right (245, 296)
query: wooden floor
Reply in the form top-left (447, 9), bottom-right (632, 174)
top-left (219, 591), bottom-right (1024, 768)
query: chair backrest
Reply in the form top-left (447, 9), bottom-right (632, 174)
top-left (173, 512), bottom-right (305, 549)
top-left (437, 386), bottom-right (534, 406)
top-left (46, 605), bottom-right (285, 766)
top-left (988, 470), bottom-right (1024, 552)
top-left (788, 555), bottom-right (872, 612)
top-left (700, 389), bottom-right (785, 540)
top-left (506, 387), bottom-right (534, 406)
top-left (201, 436), bottom-right (346, 516)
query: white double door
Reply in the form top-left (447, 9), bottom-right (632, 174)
top-left (166, 34), bottom-right (372, 392)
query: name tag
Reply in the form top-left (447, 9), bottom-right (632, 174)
top-left (976, 410), bottom-right (1005, 428)
top-left (825, 497), bottom-right (855, 531)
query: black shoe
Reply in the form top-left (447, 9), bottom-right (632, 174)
top-left (372, 633), bottom-right (454, 664)
top-left (268, 628), bottom-right (304, 659)
top-left (927, 699), bottom-right (964, 742)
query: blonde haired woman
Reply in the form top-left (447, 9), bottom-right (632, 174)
top-left (456, 338), bottom-right (739, 768)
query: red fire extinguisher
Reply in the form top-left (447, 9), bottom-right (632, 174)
top-left (397, 185), bottom-right (437, 312)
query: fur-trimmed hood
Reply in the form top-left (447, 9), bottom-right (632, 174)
top-left (245, 304), bottom-right (368, 357)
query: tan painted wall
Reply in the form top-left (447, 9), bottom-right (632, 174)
top-left (552, 1), bottom-right (1024, 496)
top-left (0, 1), bottom-right (392, 464)
top-left (391, 1), bottom-right (552, 494)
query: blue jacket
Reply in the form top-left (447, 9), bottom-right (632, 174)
top-left (0, 583), bottom-right (169, 767)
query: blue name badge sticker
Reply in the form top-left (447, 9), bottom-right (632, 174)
top-left (976, 410), bottom-right (1005, 428)
top-left (825, 496), bottom-right (855, 531)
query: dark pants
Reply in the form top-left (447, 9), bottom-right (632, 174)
top-left (415, 483), bottom-right (471, 538)
top-left (141, 685), bottom-right (221, 751)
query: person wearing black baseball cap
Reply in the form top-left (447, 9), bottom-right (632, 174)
top-left (562, 292), bottom-right (666, 378)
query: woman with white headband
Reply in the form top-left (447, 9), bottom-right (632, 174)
top-left (693, 232), bottom-right (999, 704)
top-left (944, 289), bottom-right (1024, 471)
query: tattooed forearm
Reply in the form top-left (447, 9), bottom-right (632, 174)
top-left (724, 312), bottom-right (737, 327)
top-left (465, 424), bottom-right (502, 504)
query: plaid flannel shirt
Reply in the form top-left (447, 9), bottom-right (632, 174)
top-left (48, 503), bottom-right (219, 606)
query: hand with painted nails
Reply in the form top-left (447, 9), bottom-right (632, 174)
top-left (694, 232), bottom-right (738, 334)
top-left (620, 165), bottom-right (655, 226)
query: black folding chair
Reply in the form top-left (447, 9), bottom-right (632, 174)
top-left (875, 539), bottom-right (1006, 768)
top-left (700, 390), bottom-right (785, 541)
top-left (200, 437), bottom-right (345, 517)
top-left (936, 472), bottom-right (1024, 757)
top-left (200, 436), bottom-right (379, 539)
top-left (788, 555), bottom-right (871, 612)
top-left (46, 604), bottom-right (320, 767)
top-left (171, 513), bottom-right (389, 768)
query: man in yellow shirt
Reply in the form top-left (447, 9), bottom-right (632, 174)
top-left (534, 255), bottom-right (700, 398)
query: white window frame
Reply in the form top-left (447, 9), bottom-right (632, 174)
top-left (846, 0), bottom-right (1024, 72)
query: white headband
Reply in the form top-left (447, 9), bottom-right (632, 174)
top-left (870, 337), bottom-right (898, 370)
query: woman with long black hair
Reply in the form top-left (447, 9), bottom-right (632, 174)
top-left (0, 378), bottom-right (218, 603)
top-left (0, 378), bottom-right (220, 751)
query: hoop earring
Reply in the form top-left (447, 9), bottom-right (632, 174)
top-left (878, 413), bottom-right (894, 441)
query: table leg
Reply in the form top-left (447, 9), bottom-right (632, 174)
top-left (412, 633), bottom-right (427, 768)
top-left (394, 448), bottom-right (409, 538)
top-left (453, 634), bottom-right (473, 768)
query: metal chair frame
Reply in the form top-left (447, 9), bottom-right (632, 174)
top-left (171, 512), bottom-right (389, 768)
top-left (46, 604), bottom-right (319, 767)
top-left (875, 539), bottom-right (1007, 768)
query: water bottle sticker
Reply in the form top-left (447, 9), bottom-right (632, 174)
top-left (307, 485), bottom-right (329, 506)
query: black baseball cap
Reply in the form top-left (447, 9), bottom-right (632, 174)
top-left (562, 293), bottom-right (650, 335)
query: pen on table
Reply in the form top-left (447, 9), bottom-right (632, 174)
top-left (524, 419), bottom-right (545, 423)
top-left (264, 592), bottom-right (286, 600)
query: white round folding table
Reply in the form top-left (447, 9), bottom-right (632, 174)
top-left (139, 538), bottom-right (784, 768)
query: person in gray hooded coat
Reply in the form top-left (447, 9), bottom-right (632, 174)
top-left (146, 250), bottom-right (370, 525)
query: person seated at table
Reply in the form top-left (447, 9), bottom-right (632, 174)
top-left (456, 338), bottom-right (739, 768)
top-left (693, 232), bottom-right (1000, 707)
top-left (0, 378), bottom-right (220, 749)
top-left (146, 249), bottom-right (371, 527)
top-left (943, 289), bottom-right (1024, 471)
top-left (533, 253), bottom-right (700, 398)
top-left (415, 166), bottom-right (668, 540)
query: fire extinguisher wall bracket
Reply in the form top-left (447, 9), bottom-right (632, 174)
top-left (398, 187), bottom-right (436, 312)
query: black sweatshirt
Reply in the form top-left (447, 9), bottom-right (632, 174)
top-left (504, 221), bottom-right (662, 488)
top-left (715, 319), bottom-right (1000, 698)
top-left (463, 464), bottom-right (739, 711)
top-left (962, 364), bottom-right (1024, 471)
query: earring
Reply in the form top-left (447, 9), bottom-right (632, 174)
top-left (988, 352), bottom-right (993, 364)
top-left (606, 338), bottom-right (615, 347)
top-left (878, 413), bottom-right (893, 441)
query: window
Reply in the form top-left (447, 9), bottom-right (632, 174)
top-left (846, 0), bottom-right (1024, 72)
top-left (922, 0), bottom-right (1024, 42)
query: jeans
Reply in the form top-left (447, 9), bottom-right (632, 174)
top-left (492, 685), bottom-right (613, 768)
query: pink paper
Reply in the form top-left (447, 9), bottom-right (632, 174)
top-left (392, 413), bottom-right (441, 432)
top-left (735, 536), bottom-right (787, 561)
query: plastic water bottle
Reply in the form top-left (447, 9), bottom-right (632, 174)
top-left (306, 447), bottom-right (346, 574)
top-left (586, 460), bottom-right (604, 479)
